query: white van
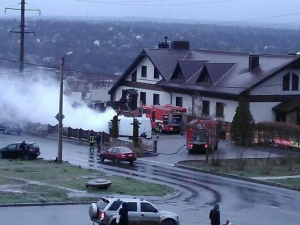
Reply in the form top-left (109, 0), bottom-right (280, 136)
top-left (118, 116), bottom-right (152, 139)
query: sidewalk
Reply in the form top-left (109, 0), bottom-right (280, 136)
top-left (252, 175), bottom-right (300, 180)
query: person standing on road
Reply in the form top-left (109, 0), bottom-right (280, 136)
top-left (89, 131), bottom-right (95, 152)
top-left (95, 132), bottom-right (101, 152)
top-left (118, 202), bottom-right (129, 225)
top-left (155, 122), bottom-right (160, 138)
top-left (19, 141), bottom-right (27, 159)
top-left (209, 204), bottom-right (220, 225)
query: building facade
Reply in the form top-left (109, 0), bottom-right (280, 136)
top-left (109, 38), bottom-right (300, 125)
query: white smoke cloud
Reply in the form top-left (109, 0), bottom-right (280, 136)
top-left (0, 70), bottom-right (115, 132)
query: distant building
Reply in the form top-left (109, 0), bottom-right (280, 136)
top-left (109, 38), bottom-right (300, 125)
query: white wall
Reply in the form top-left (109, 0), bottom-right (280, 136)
top-left (114, 85), bottom-right (170, 106)
top-left (250, 69), bottom-right (300, 95)
top-left (125, 57), bottom-right (163, 84)
top-left (200, 97), bottom-right (238, 122)
top-left (250, 102), bottom-right (279, 123)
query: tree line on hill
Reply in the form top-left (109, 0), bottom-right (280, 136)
top-left (1, 18), bottom-right (300, 77)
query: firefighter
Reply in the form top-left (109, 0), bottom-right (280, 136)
top-left (155, 122), bottom-right (160, 138)
top-left (89, 131), bottom-right (95, 151)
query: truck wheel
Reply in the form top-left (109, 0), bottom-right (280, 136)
top-left (162, 219), bottom-right (175, 225)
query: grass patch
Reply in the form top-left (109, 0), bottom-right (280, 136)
top-left (0, 158), bottom-right (175, 204)
top-left (177, 157), bottom-right (300, 188)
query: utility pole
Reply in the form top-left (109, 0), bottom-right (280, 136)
top-left (5, 0), bottom-right (40, 72)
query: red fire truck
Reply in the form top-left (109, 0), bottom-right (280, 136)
top-left (142, 104), bottom-right (187, 133)
top-left (186, 118), bottom-right (219, 153)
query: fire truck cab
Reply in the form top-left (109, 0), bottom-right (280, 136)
top-left (186, 118), bottom-right (218, 153)
top-left (142, 104), bottom-right (187, 133)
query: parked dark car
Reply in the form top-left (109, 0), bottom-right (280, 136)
top-left (100, 146), bottom-right (137, 165)
top-left (0, 123), bottom-right (22, 135)
top-left (0, 142), bottom-right (40, 160)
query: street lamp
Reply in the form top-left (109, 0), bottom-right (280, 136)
top-left (57, 51), bottom-right (73, 163)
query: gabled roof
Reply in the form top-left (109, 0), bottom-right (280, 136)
top-left (109, 47), bottom-right (300, 96)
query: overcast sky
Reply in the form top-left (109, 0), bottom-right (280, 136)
top-left (1, 0), bottom-right (300, 26)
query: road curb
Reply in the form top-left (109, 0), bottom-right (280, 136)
top-left (175, 162), bottom-right (300, 192)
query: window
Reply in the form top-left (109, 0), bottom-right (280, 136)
top-left (216, 102), bottom-right (224, 118)
top-left (202, 100), bottom-right (210, 115)
top-left (132, 70), bottom-right (137, 82)
top-left (108, 201), bottom-right (122, 211)
top-left (127, 202), bottom-right (137, 212)
top-left (154, 67), bottom-right (160, 79)
top-left (140, 92), bottom-right (146, 105)
top-left (176, 97), bottom-right (183, 107)
top-left (292, 73), bottom-right (299, 90)
top-left (153, 94), bottom-right (160, 105)
top-left (141, 202), bottom-right (157, 213)
top-left (141, 66), bottom-right (147, 78)
top-left (283, 73), bottom-right (290, 91)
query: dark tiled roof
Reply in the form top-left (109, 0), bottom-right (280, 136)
top-left (272, 98), bottom-right (300, 113)
top-left (178, 60), bottom-right (207, 81)
top-left (109, 47), bottom-right (300, 96)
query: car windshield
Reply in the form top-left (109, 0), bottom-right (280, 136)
top-left (119, 147), bottom-right (132, 153)
top-left (194, 130), bottom-right (205, 142)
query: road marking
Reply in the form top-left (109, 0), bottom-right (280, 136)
top-left (138, 158), bottom-right (175, 167)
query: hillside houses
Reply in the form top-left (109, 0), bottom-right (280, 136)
top-left (109, 38), bottom-right (300, 125)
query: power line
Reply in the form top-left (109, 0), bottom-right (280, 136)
top-left (5, 0), bottom-right (40, 72)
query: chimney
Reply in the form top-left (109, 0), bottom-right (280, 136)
top-left (249, 54), bottom-right (259, 70)
top-left (171, 40), bottom-right (190, 50)
top-left (158, 36), bottom-right (169, 49)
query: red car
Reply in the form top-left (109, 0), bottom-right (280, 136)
top-left (99, 147), bottom-right (137, 165)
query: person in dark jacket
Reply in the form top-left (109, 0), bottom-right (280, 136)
top-left (89, 131), bottom-right (95, 152)
top-left (118, 202), bottom-right (129, 225)
top-left (19, 141), bottom-right (27, 159)
top-left (95, 133), bottom-right (101, 152)
top-left (209, 204), bottom-right (220, 225)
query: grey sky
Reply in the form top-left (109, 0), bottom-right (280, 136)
top-left (1, 0), bottom-right (300, 25)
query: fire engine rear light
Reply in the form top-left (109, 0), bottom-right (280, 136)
top-left (169, 127), bottom-right (173, 131)
top-left (188, 144), bottom-right (193, 148)
top-left (204, 144), bottom-right (208, 148)
top-left (99, 211), bottom-right (106, 219)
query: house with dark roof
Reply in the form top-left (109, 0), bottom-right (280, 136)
top-left (109, 38), bottom-right (300, 125)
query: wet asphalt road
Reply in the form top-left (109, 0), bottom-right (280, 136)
top-left (0, 133), bottom-right (300, 225)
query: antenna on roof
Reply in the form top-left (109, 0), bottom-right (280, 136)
top-left (158, 36), bottom-right (170, 49)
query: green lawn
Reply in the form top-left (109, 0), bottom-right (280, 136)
top-left (176, 156), bottom-right (300, 189)
top-left (0, 159), bottom-right (174, 204)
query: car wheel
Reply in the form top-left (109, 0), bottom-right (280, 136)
top-left (115, 158), bottom-right (120, 164)
top-left (162, 219), bottom-right (176, 225)
top-left (111, 219), bottom-right (117, 225)
top-left (100, 155), bottom-right (105, 162)
top-left (23, 154), bottom-right (29, 160)
top-left (129, 160), bottom-right (134, 165)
